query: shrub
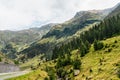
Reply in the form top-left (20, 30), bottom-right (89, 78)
top-left (0, 57), bottom-right (2, 62)
top-left (114, 40), bottom-right (118, 43)
top-left (89, 68), bottom-right (93, 73)
top-left (73, 59), bottom-right (81, 69)
top-left (94, 40), bottom-right (104, 51)
top-left (108, 48), bottom-right (112, 52)
top-left (117, 68), bottom-right (120, 78)
top-left (45, 66), bottom-right (56, 80)
top-left (14, 60), bottom-right (19, 65)
top-left (56, 55), bottom-right (71, 68)
top-left (44, 77), bottom-right (49, 80)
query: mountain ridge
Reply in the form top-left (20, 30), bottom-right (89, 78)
top-left (18, 6), bottom-right (116, 60)
top-left (0, 23), bottom-right (56, 59)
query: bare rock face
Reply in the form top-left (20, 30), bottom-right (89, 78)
top-left (0, 63), bottom-right (19, 73)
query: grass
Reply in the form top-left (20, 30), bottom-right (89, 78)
top-left (0, 52), bottom-right (14, 64)
top-left (75, 36), bottom-right (120, 80)
top-left (37, 36), bottom-right (56, 44)
top-left (8, 35), bottom-right (120, 80)
top-left (20, 54), bottom-right (45, 70)
top-left (7, 70), bottom-right (48, 80)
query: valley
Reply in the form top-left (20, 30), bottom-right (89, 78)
top-left (0, 1), bottom-right (120, 80)
top-left (7, 35), bottom-right (120, 80)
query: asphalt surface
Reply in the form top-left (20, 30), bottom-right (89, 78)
top-left (0, 71), bottom-right (29, 80)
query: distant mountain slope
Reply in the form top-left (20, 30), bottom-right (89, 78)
top-left (0, 23), bottom-right (55, 58)
top-left (18, 7), bottom-right (113, 60)
top-left (52, 3), bottom-right (120, 59)
top-left (7, 3), bottom-right (120, 80)
top-left (0, 52), bottom-right (13, 64)
top-left (43, 9), bottom-right (110, 39)
top-left (106, 3), bottom-right (120, 18)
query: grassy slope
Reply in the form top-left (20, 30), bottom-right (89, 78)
top-left (8, 35), bottom-right (120, 80)
top-left (0, 52), bottom-right (14, 64)
top-left (19, 54), bottom-right (44, 70)
top-left (19, 10), bottom-right (105, 60)
top-left (75, 36), bottom-right (120, 80)
top-left (7, 70), bottom-right (48, 80)
top-left (18, 22), bottom-right (98, 70)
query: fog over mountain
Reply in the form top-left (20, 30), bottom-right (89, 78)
top-left (0, 0), bottom-right (119, 30)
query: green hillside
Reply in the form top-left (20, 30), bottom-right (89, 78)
top-left (7, 35), bottom-right (120, 80)
top-left (0, 23), bottom-right (54, 59)
top-left (0, 52), bottom-right (14, 64)
top-left (18, 9), bottom-right (111, 60)
top-left (4, 2), bottom-right (120, 80)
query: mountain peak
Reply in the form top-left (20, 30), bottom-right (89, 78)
top-left (74, 10), bottom-right (102, 18)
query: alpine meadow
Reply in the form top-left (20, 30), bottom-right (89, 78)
top-left (0, 0), bottom-right (120, 80)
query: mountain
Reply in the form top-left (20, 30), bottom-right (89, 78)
top-left (43, 10), bottom-right (110, 39)
top-left (18, 7), bottom-right (113, 61)
top-left (106, 2), bottom-right (120, 18)
top-left (0, 52), bottom-right (13, 64)
top-left (52, 3), bottom-right (120, 59)
top-left (10, 3), bottom-right (120, 80)
top-left (0, 23), bottom-right (55, 58)
top-left (8, 36), bottom-right (120, 80)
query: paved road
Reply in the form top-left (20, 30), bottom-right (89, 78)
top-left (0, 71), bottom-right (30, 80)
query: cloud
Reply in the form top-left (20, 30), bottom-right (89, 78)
top-left (0, 0), bottom-right (119, 30)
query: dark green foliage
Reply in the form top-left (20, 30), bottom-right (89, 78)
top-left (55, 53), bottom-right (82, 79)
top-left (20, 42), bottom-right (54, 59)
top-left (1, 43), bottom-right (17, 59)
top-left (43, 20), bottom-right (99, 39)
top-left (0, 57), bottom-right (2, 62)
top-left (44, 77), bottom-right (49, 80)
top-left (89, 68), bottom-right (93, 73)
top-left (116, 62), bottom-right (120, 78)
top-left (49, 72), bottom-right (56, 80)
top-left (30, 65), bottom-right (37, 70)
top-left (73, 59), bottom-right (81, 69)
top-left (52, 39), bottom-right (90, 59)
top-left (56, 54), bottom-right (71, 68)
top-left (52, 13), bottom-right (120, 59)
top-left (43, 30), bottom-right (61, 38)
top-left (56, 55), bottom-right (70, 78)
top-left (80, 41), bottom-right (89, 57)
top-left (93, 40), bottom-right (104, 50)
top-left (14, 60), bottom-right (19, 65)
top-left (107, 48), bottom-right (112, 52)
top-left (117, 68), bottom-right (120, 78)
top-left (45, 66), bottom-right (56, 80)
top-left (57, 68), bottom-right (66, 78)
top-left (114, 40), bottom-right (118, 43)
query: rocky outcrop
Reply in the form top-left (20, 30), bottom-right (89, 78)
top-left (74, 70), bottom-right (80, 76)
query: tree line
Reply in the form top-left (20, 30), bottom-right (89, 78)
top-left (52, 14), bottom-right (120, 59)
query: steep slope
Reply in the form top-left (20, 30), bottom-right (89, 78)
top-left (106, 2), bottom-right (120, 18)
top-left (0, 52), bottom-right (13, 64)
top-left (43, 10), bottom-right (109, 39)
top-left (7, 36), bottom-right (120, 80)
top-left (18, 8), bottom-right (112, 60)
top-left (0, 23), bottom-right (55, 58)
top-left (7, 3), bottom-right (120, 80)
top-left (52, 3), bottom-right (120, 59)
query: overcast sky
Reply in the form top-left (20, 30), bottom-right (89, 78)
top-left (0, 0), bottom-right (120, 30)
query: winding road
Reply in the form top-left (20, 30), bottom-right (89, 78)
top-left (0, 71), bottom-right (30, 80)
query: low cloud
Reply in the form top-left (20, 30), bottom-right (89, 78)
top-left (0, 0), bottom-right (119, 30)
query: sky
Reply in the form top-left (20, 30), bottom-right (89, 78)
top-left (0, 0), bottom-right (120, 30)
